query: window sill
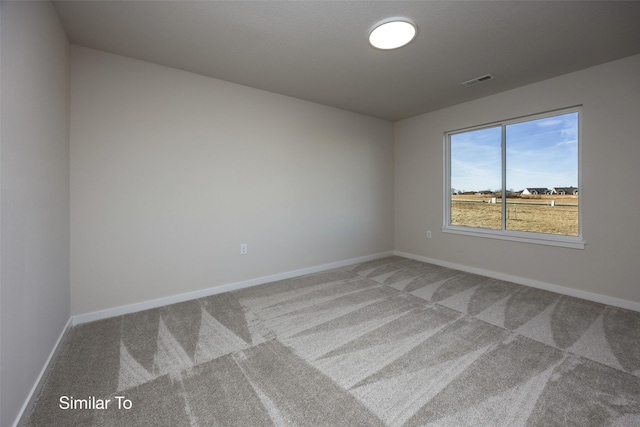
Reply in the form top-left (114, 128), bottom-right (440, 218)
top-left (442, 226), bottom-right (585, 249)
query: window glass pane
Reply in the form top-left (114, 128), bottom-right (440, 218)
top-left (450, 126), bottom-right (502, 230)
top-left (505, 112), bottom-right (578, 236)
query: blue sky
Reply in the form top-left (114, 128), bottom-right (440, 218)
top-left (450, 112), bottom-right (578, 193)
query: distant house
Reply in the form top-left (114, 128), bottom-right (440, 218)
top-left (522, 188), bottom-right (551, 195)
top-left (552, 187), bottom-right (578, 195)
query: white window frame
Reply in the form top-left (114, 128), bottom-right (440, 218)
top-left (443, 106), bottom-right (585, 249)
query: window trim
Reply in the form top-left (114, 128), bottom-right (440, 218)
top-left (443, 106), bottom-right (585, 249)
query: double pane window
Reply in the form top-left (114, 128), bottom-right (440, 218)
top-left (445, 108), bottom-right (582, 248)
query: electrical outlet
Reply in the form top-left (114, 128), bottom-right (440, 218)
top-left (240, 244), bottom-right (248, 255)
top-left (427, 230), bottom-right (432, 239)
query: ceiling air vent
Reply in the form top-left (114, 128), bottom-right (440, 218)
top-left (462, 74), bottom-right (494, 87)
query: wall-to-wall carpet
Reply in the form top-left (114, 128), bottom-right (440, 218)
top-left (27, 257), bottom-right (640, 426)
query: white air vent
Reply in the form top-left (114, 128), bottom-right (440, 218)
top-left (462, 74), bottom-right (494, 86)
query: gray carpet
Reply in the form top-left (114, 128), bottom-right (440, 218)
top-left (26, 256), bottom-right (640, 426)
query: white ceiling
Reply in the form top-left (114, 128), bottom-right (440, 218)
top-left (53, 1), bottom-right (640, 121)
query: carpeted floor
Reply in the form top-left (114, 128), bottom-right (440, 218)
top-left (26, 256), bottom-right (640, 426)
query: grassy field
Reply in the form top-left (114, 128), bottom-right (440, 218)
top-left (451, 195), bottom-right (578, 236)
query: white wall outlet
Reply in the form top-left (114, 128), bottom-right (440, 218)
top-left (240, 244), bottom-right (248, 255)
top-left (427, 230), bottom-right (432, 239)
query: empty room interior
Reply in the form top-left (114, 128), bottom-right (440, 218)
top-left (2, 1), bottom-right (640, 426)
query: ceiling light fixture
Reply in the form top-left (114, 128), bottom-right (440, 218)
top-left (369, 18), bottom-right (417, 50)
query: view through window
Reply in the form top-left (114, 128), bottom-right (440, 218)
top-left (446, 108), bottom-right (580, 239)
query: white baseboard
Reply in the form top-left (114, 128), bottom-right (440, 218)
top-left (14, 249), bottom-right (638, 426)
top-left (73, 251), bottom-right (395, 325)
top-left (13, 316), bottom-right (73, 427)
top-left (13, 252), bottom-right (393, 425)
top-left (395, 250), bottom-right (640, 313)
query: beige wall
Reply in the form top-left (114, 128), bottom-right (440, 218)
top-left (394, 54), bottom-right (640, 305)
top-left (70, 46), bottom-right (394, 316)
top-left (0, 2), bottom-right (70, 425)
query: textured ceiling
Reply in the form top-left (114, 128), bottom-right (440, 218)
top-left (53, 1), bottom-right (640, 121)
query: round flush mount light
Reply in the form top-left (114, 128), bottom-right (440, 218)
top-left (369, 18), bottom-right (417, 50)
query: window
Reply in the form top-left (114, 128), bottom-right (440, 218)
top-left (444, 107), bottom-right (583, 249)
